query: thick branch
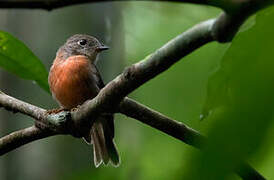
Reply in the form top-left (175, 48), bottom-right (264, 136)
top-left (72, 18), bottom-right (215, 125)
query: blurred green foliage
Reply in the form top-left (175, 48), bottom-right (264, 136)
top-left (0, 31), bottom-right (49, 92)
top-left (1, 2), bottom-right (274, 180)
top-left (186, 5), bottom-right (274, 180)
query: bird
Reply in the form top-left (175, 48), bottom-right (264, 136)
top-left (48, 34), bottom-right (120, 167)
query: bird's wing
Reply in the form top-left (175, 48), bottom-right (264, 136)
top-left (91, 65), bottom-right (115, 138)
top-left (93, 65), bottom-right (105, 89)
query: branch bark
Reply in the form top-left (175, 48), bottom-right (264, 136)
top-left (0, 126), bottom-right (57, 155)
top-left (0, 91), bottom-right (47, 124)
top-left (119, 98), bottom-right (206, 148)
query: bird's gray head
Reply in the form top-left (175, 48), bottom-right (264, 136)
top-left (58, 34), bottom-right (109, 62)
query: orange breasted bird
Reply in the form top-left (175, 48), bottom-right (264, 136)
top-left (48, 34), bottom-right (120, 167)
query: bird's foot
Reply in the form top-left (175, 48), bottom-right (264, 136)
top-left (35, 108), bottom-right (68, 130)
top-left (36, 109), bottom-right (71, 132)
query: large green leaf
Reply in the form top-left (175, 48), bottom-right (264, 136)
top-left (184, 6), bottom-right (274, 179)
top-left (0, 31), bottom-right (49, 93)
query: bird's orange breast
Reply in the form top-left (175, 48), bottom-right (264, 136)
top-left (49, 55), bottom-right (99, 109)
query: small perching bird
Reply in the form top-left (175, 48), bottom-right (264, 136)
top-left (48, 34), bottom-right (120, 167)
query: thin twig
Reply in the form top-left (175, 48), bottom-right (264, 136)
top-left (119, 98), bottom-right (206, 148)
top-left (0, 126), bottom-right (57, 155)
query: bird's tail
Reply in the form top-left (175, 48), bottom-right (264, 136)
top-left (83, 115), bottom-right (120, 167)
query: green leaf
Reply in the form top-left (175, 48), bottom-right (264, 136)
top-left (185, 6), bottom-right (274, 179)
top-left (0, 31), bottom-right (49, 93)
top-left (202, 6), bottom-right (274, 120)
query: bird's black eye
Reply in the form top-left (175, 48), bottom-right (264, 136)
top-left (78, 39), bottom-right (87, 46)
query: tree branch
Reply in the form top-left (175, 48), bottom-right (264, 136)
top-left (0, 126), bottom-right (57, 155)
top-left (0, 93), bottom-right (206, 154)
top-left (0, 91), bottom-right (47, 123)
top-left (71, 18), bottom-right (214, 125)
top-left (119, 98), bottom-right (206, 149)
top-left (0, 94), bottom-right (265, 179)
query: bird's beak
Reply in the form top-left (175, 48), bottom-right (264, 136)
top-left (96, 45), bottom-right (109, 52)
